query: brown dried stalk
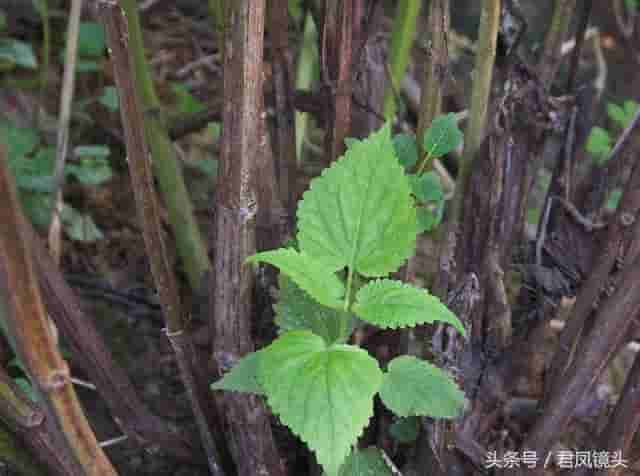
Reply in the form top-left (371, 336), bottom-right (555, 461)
top-left (0, 144), bottom-right (117, 475)
top-left (209, 0), bottom-right (287, 474)
top-left (96, 2), bottom-right (225, 475)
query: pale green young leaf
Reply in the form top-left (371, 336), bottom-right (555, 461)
top-left (379, 355), bottom-right (465, 418)
top-left (297, 123), bottom-right (417, 277)
top-left (259, 331), bottom-right (383, 476)
top-left (352, 279), bottom-right (465, 334)
top-left (422, 113), bottom-right (462, 159)
top-left (246, 249), bottom-right (344, 309)
top-left (210, 351), bottom-right (264, 395)
top-left (275, 274), bottom-right (355, 344)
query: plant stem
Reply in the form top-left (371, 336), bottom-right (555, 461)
top-left (344, 267), bottom-right (354, 312)
top-left (295, 13), bottom-right (319, 162)
top-left (538, 0), bottom-right (578, 90)
top-left (383, 0), bottom-right (421, 120)
top-left (451, 0), bottom-right (501, 232)
top-left (415, 0), bottom-right (449, 165)
top-left (210, 1), bottom-right (287, 473)
top-left (0, 145), bottom-right (118, 476)
top-left (49, 0), bottom-right (82, 265)
top-left (118, 0), bottom-right (210, 291)
top-left (98, 4), bottom-right (225, 474)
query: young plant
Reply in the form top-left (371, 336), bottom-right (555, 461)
top-left (586, 99), bottom-right (639, 165)
top-left (211, 122), bottom-right (466, 476)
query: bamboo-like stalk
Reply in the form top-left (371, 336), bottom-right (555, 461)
top-left (0, 145), bottom-right (118, 476)
top-left (450, 0), bottom-right (501, 233)
top-left (117, 0), bottom-right (210, 291)
top-left (538, 0), bottom-right (578, 89)
top-left (97, 3), bottom-right (225, 475)
top-left (382, 0), bottom-right (421, 120)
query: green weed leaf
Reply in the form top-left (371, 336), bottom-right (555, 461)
top-left (379, 355), bottom-right (465, 418)
top-left (297, 123), bottom-right (417, 277)
top-left (77, 22), bottom-right (106, 58)
top-left (60, 205), bottom-right (104, 242)
top-left (210, 351), bottom-right (265, 395)
top-left (0, 121), bottom-right (39, 159)
top-left (99, 86), bottom-right (119, 111)
top-left (586, 126), bottom-right (612, 165)
top-left (393, 133), bottom-right (418, 169)
top-left (275, 274), bottom-right (355, 344)
top-left (335, 447), bottom-right (394, 476)
top-left (352, 279), bottom-right (465, 334)
top-left (247, 249), bottom-right (344, 309)
top-left (409, 172), bottom-right (443, 203)
top-left (259, 331), bottom-right (383, 476)
top-left (0, 39), bottom-right (38, 69)
top-left (422, 113), bottom-right (462, 159)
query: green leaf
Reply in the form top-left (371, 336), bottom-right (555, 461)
top-left (76, 59), bottom-right (100, 73)
top-left (60, 205), bottom-right (104, 242)
top-left (344, 137), bottom-right (360, 149)
top-left (379, 355), bottom-right (465, 418)
top-left (0, 122), bottom-right (39, 159)
top-left (10, 147), bottom-right (55, 192)
top-left (336, 447), bottom-right (394, 476)
top-left (389, 416), bottom-right (420, 443)
top-left (66, 158), bottom-right (112, 186)
top-left (18, 191), bottom-right (52, 228)
top-left (297, 123), bottom-right (417, 277)
top-left (416, 205), bottom-right (443, 233)
top-left (607, 102), bottom-right (627, 128)
top-left (422, 113), bottom-right (462, 159)
top-left (624, 100), bottom-right (639, 120)
top-left (352, 279), bottom-right (465, 334)
top-left (77, 22), bottom-right (106, 58)
top-left (606, 188), bottom-right (623, 211)
top-left (210, 351), bottom-right (265, 395)
top-left (0, 11), bottom-right (6, 31)
top-left (247, 249), bottom-right (345, 309)
top-left (208, 121), bottom-right (222, 143)
top-left (409, 172), bottom-right (443, 203)
top-left (74, 145), bottom-right (110, 159)
top-left (0, 39), bottom-right (38, 69)
top-left (625, 0), bottom-right (638, 12)
top-left (585, 127), bottom-right (612, 165)
top-left (188, 158), bottom-right (218, 178)
top-left (259, 331), bottom-right (383, 476)
top-left (393, 133), bottom-right (418, 169)
top-left (172, 83), bottom-right (206, 114)
top-left (98, 86), bottom-right (119, 111)
top-left (275, 274), bottom-right (355, 344)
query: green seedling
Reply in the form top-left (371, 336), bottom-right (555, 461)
top-left (212, 122), bottom-right (466, 476)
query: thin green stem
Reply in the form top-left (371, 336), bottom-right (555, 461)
top-left (450, 0), bottom-right (501, 229)
top-left (118, 0), bottom-right (210, 290)
top-left (383, 0), bottom-right (421, 120)
top-left (295, 12), bottom-right (319, 161)
top-left (344, 267), bottom-right (354, 312)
